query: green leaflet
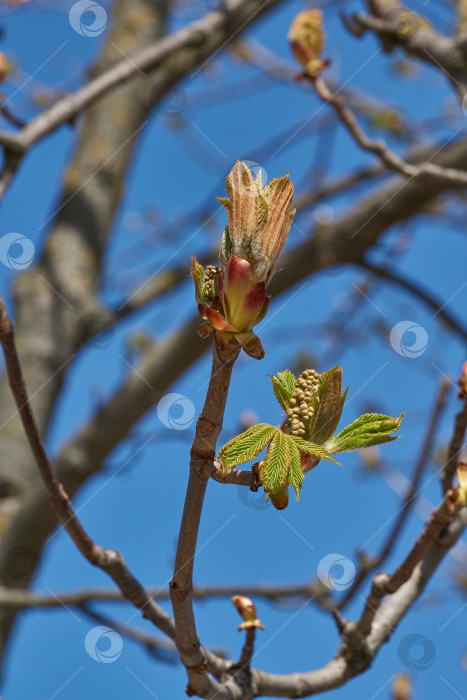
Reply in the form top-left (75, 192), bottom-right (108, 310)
top-left (288, 435), bottom-right (341, 465)
top-left (191, 256), bottom-right (205, 304)
top-left (261, 429), bottom-right (291, 494)
top-left (288, 438), bottom-right (304, 500)
top-left (269, 369), bottom-right (296, 410)
top-left (219, 423), bottom-right (277, 472)
top-left (308, 365), bottom-right (344, 445)
top-left (326, 413), bottom-right (403, 454)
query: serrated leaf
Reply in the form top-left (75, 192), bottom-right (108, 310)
top-left (289, 435), bottom-right (341, 465)
top-left (261, 429), bottom-right (291, 494)
top-left (219, 423), bottom-right (277, 472)
top-left (287, 437), bottom-right (304, 500)
top-left (269, 369), bottom-right (296, 410)
top-left (309, 365), bottom-right (343, 445)
top-left (326, 413), bottom-right (403, 454)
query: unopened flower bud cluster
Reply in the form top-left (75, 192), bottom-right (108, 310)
top-left (203, 265), bottom-right (219, 302)
top-left (286, 369), bottom-right (320, 437)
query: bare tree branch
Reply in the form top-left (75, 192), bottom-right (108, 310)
top-left (440, 396), bottom-right (467, 494)
top-left (351, 2), bottom-right (467, 101)
top-left (0, 294), bottom-right (176, 641)
top-left (170, 340), bottom-right (240, 696)
top-left (0, 0), bottom-right (285, 198)
top-left (355, 489), bottom-right (463, 638)
top-left (338, 378), bottom-right (451, 609)
top-left (251, 504), bottom-right (466, 698)
top-left (309, 74), bottom-right (467, 186)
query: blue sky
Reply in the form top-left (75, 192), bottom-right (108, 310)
top-left (0, 1), bottom-right (466, 699)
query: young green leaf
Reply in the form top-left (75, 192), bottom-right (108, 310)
top-left (326, 413), bottom-right (403, 454)
top-left (261, 429), bottom-right (291, 494)
top-left (289, 434), bottom-right (341, 465)
top-left (219, 423), bottom-right (277, 472)
top-left (308, 365), bottom-right (343, 445)
top-left (269, 369), bottom-right (296, 410)
top-left (287, 437), bottom-right (304, 500)
top-left (191, 256), bottom-right (205, 304)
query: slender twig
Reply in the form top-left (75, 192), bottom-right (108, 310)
top-left (78, 604), bottom-right (178, 658)
top-left (355, 489), bottom-right (462, 638)
top-left (0, 295), bottom-right (175, 641)
top-left (338, 379), bottom-right (451, 609)
top-left (239, 628), bottom-right (256, 669)
top-left (0, 103), bottom-right (26, 129)
top-left (251, 505), bottom-right (467, 697)
top-left (0, 580), bottom-right (322, 610)
top-left (309, 74), bottom-right (467, 187)
top-left (170, 340), bottom-right (240, 696)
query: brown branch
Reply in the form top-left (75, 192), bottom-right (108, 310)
top-left (250, 505), bottom-right (466, 698)
top-left (338, 378), bottom-right (451, 609)
top-left (78, 604), bottom-right (178, 657)
top-left (239, 628), bottom-right (256, 669)
top-left (0, 0), bottom-right (284, 199)
top-left (355, 489), bottom-right (462, 638)
top-left (170, 340), bottom-right (241, 697)
top-left (440, 396), bottom-right (467, 494)
top-left (0, 580), bottom-right (322, 610)
top-left (309, 74), bottom-right (467, 186)
top-left (0, 294), bottom-right (175, 641)
top-left (352, 2), bottom-right (467, 101)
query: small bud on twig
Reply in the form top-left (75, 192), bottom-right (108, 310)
top-left (231, 595), bottom-right (265, 630)
top-left (288, 10), bottom-right (330, 78)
